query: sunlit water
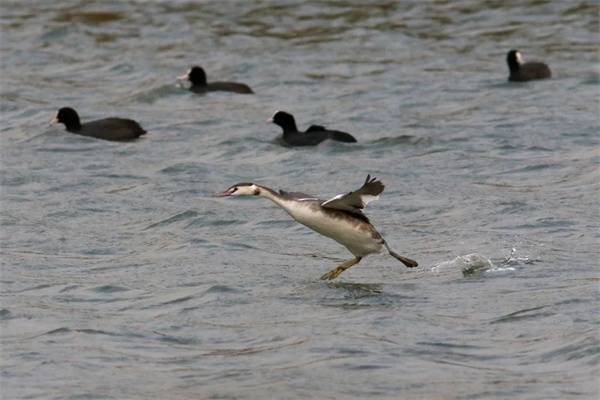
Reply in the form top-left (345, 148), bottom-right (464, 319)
top-left (1, 1), bottom-right (599, 399)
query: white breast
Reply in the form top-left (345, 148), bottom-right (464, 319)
top-left (280, 199), bottom-right (383, 257)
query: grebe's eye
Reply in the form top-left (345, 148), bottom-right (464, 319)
top-left (231, 187), bottom-right (238, 193)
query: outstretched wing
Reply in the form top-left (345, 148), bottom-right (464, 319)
top-left (321, 175), bottom-right (384, 215)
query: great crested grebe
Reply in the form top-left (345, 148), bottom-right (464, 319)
top-left (53, 107), bottom-right (146, 141)
top-left (268, 110), bottom-right (357, 146)
top-left (178, 66), bottom-right (254, 94)
top-left (216, 175), bottom-right (417, 280)
top-left (506, 49), bottom-right (551, 82)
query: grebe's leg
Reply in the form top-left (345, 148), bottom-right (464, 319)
top-left (320, 257), bottom-right (362, 280)
top-left (383, 241), bottom-right (418, 268)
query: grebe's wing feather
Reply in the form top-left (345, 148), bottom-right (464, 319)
top-left (279, 189), bottom-right (319, 202)
top-left (321, 175), bottom-right (384, 213)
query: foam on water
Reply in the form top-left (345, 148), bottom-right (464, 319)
top-left (431, 253), bottom-right (495, 275)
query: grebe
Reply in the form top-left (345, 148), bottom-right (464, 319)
top-left (216, 175), bottom-right (417, 280)
top-left (506, 50), bottom-right (551, 82)
top-left (178, 66), bottom-right (254, 94)
top-left (53, 107), bottom-right (146, 141)
top-left (268, 110), bottom-right (357, 146)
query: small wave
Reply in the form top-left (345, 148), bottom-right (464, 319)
top-left (345, 364), bottom-right (388, 371)
top-left (538, 334), bottom-right (600, 364)
top-left (222, 241), bottom-right (259, 252)
top-left (318, 284), bottom-right (412, 309)
top-left (13, 283), bottom-right (55, 293)
top-left (159, 295), bottom-right (194, 306)
top-left (490, 305), bottom-right (555, 324)
top-left (59, 285), bottom-right (80, 293)
top-left (152, 330), bottom-right (202, 346)
top-left (127, 294), bottom-right (196, 312)
top-left (202, 219), bottom-right (245, 227)
top-left (94, 173), bottom-right (145, 180)
top-left (106, 185), bottom-right (139, 194)
top-left (91, 284), bottom-right (129, 293)
top-left (581, 72), bottom-right (600, 85)
top-left (37, 142), bottom-right (108, 152)
top-left (204, 285), bottom-right (243, 294)
top-left (63, 328), bottom-right (146, 340)
top-left (123, 84), bottom-right (182, 104)
top-left (371, 135), bottom-right (432, 146)
top-left (142, 210), bottom-right (198, 230)
top-left (499, 163), bottom-right (561, 174)
top-left (416, 341), bottom-right (486, 350)
top-left (28, 327), bottom-right (72, 339)
top-left (75, 328), bottom-right (120, 337)
top-left (0, 309), bottom-right (12, 320)
top-left (158, 163), bottom-right (208, 175)
top-left (325, 282), bottom-right (383, 296)
top-left (202, 337), bottom-right (308, 357)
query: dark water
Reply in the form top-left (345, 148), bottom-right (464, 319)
top-left (1, 1), bottom-right (599, 399)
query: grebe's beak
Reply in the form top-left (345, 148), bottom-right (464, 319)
top-left (50, 116), bottom-right (59, 124)
top-left (177, 73), bottom-right (189, 81)
top-left (266, 117), bottom-right (273, 123)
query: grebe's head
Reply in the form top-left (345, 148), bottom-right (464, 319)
top-left (216, 182), bottom-right (260, 197)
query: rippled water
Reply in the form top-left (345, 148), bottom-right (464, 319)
top-left (1, 1), bottom-right (599, 399)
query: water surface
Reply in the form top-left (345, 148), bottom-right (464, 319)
top-left (1, 1), bottom-right (599, 399)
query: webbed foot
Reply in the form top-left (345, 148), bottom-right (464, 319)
top-left (319, 257), bottom-right (362, 280)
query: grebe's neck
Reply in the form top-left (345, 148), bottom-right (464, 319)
top-left (254, 184), bottom-right (312, 221)
top-left (256, 185), bottom-right (287, 208)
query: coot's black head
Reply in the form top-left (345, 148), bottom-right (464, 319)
top-left (268, 110), bottom-right (297, 132)
top-left (506, 49), bottom-right (522, 72)
top-left (54, 107), bottom-right (81, 131)
top-left (187, 66), bottom-right (207, 86)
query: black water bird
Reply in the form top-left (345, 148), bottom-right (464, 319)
top-left (268, 110), bottom-right (357, 146)
top-left (506, 49), bottom-right (551, 82)
top-left (178, 66), bottom-right (253, 94)
top-left (53, 107), bottom-right (146, 141)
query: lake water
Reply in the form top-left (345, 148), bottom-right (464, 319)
top-left (1, 1), bottom-right (599, 399)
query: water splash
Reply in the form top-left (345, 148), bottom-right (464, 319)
top-left (431, 253), bottom-right (494, 275)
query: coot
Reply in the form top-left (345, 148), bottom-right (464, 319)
top-left (179, 66), bottom-right (253, 94)
top-left (268, 111), bottom-right (357, 146)
top-left (53, 107), bottom-right (146, 141)
top-left (507, 49), bottom-right (551, 82)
